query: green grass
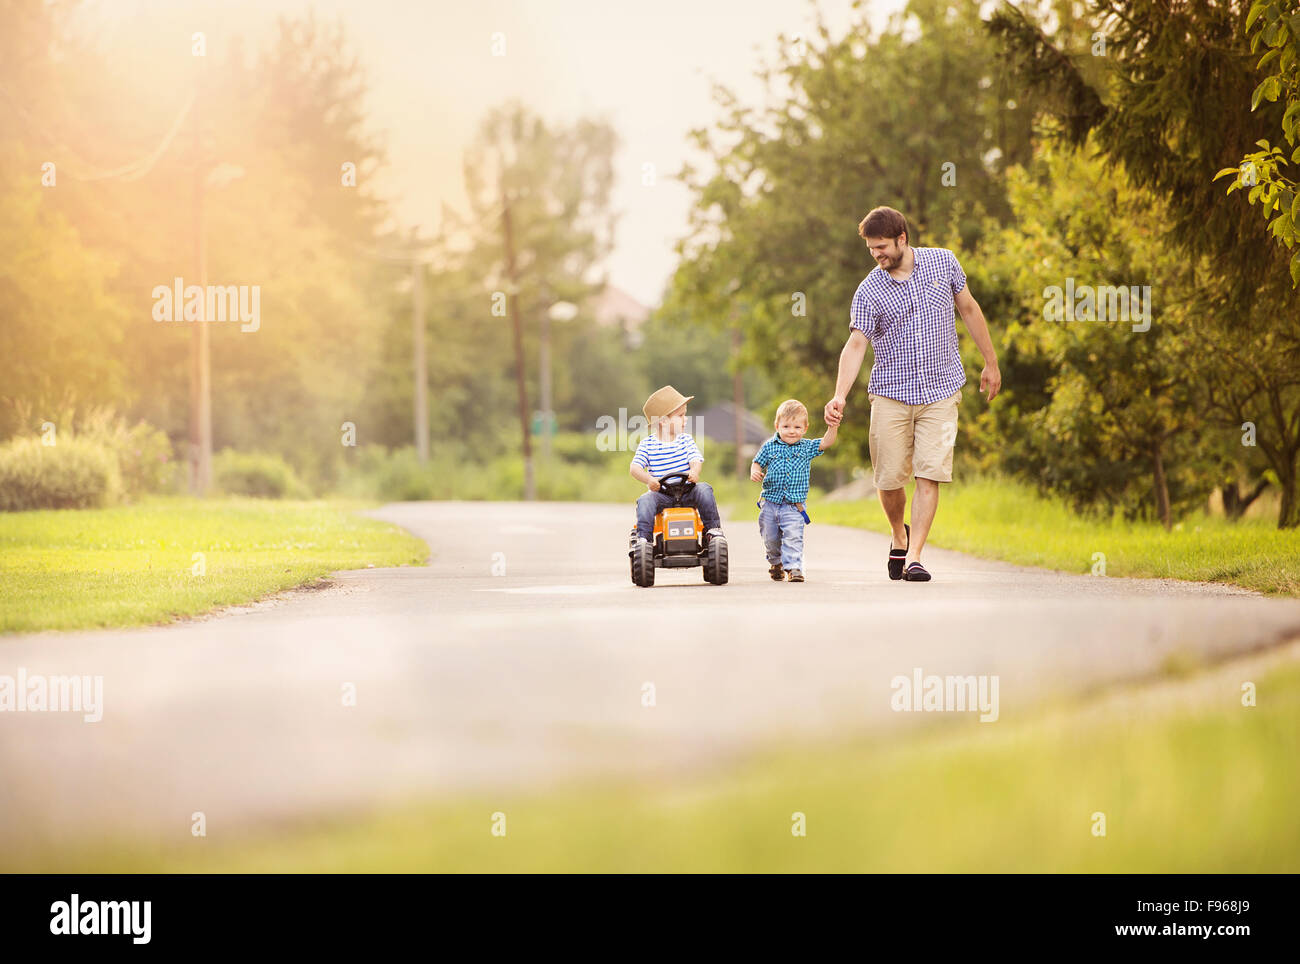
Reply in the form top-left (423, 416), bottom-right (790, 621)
top-left (0, 496), bottom-right (427, 633)
top-left (14, 655), bottom-right (1298, 872)
top-left (813, 476), bottom-right (1300, 596)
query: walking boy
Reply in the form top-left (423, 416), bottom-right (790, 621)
top-left (751, 399), bottom-right (837, 582)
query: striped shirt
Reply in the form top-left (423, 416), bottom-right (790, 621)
top-left (849, 246), bottom-right (968, 405)
top-left (753, 435), bottom-right (824, 504)
top-left (631, 432), bottom-right (704, 479)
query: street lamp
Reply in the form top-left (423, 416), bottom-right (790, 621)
top-left (538, 300), bottom-right (579, 459)
top-left (189, 155), bottom-right (245, 496)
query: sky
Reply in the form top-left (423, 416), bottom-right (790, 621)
top-left (92, 0), bottom-right (907, 306)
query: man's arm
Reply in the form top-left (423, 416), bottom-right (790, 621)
top-left (954, 286), bottom-right (1001, 401)
top-left (824, 329), bottom-right (870, 426)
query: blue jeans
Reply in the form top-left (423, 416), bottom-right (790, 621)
top-left (635, 482), bottom-right (721, 541)
top-left (759, 500), bottom-right (805, 570)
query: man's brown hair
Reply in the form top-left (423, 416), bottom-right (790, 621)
top-left (858, 206), bottom-right (909, 243)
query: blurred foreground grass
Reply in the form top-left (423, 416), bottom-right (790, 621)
top-left (16, 654), bottom-right (1297, 872)
top-left (815, 477), bottom-right (1300, 596)
top-left (0, 496), bottom-right (427, 633)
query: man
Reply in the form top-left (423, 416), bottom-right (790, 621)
top-left (824, 206), bottom-right (1001, 582)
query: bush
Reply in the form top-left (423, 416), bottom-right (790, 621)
top-left (371, 447), bottom-right (438, 501)
top-left (329, 441), bottom-right (763, 506)
top-left (0, 436), bottom-right (123, 511)
top-left (18, 406), bottom-right (180, 499)
top-left (74, 412), bottom-right (177, 498)
top-left (213, 450), bottom-right (313, 499)
top-left (550, 431), bottom-right (607, 466)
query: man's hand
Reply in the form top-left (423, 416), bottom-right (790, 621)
top-left (955, 287), bottom-right (1001, 403)
top-left (750, 463), bottom-right (765, 483)
top-left (824, 396), bottom-right (846, 427)
top-left (980, 364), bottom-right (1002, 402)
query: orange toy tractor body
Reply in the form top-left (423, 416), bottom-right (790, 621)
top-left (629, 473), bottom-right (728, 587)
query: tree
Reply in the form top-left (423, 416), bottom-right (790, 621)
top-left (455, 101), bottom-right (618, 495)
top-left (669, 0), bottom-right (1034, 464)
top-left (0, 0), bottom-right (131, 438)
top-left (1215, 0), bottom-right (1300, 286)
top-left (970, 138), bottom-right (1215, 526)
top-left (988, 0), bottom-right (1300, 527)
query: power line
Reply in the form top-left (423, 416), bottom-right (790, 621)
top-left (0, 84), bottom-right (194, 183)
top-left (351, 241), bottom-right (440, 266)
top-left (84, 94), bottom-right (194, 182)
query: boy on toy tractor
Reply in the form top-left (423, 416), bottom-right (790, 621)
top-left (627, 386), bottom-right (728, 587)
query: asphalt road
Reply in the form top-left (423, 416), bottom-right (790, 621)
top-left (3, 501), bottom-right (1299, 851)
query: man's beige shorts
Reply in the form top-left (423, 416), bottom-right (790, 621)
top-left (868, 390), bottom-right (961, 490)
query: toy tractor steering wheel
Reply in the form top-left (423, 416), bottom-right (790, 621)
top-left (657, 472), bottom-right (695, 503)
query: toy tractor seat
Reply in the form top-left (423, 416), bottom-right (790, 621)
top-left (629, 473), bottom-right (728, 587)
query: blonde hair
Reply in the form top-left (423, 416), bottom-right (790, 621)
top-left (774, 399), bottom-right (808, 426)
top-left (650, 402), bottom-right (688, 427)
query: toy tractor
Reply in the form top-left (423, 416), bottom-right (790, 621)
top-left (629, 473), bottom-right (728, 587)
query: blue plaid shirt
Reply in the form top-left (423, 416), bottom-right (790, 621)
top-left (849, 246), bottom-right (968, 405)
top-left (754, 435), bottom-right (824, 504)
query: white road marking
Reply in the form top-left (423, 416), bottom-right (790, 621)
top-left (476, 584), bottom-right (628, 595)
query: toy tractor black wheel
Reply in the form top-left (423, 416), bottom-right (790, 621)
top-left (703, 534), bottom-right (728, 584)
top-left (631, 540), bottom-right (655, 587)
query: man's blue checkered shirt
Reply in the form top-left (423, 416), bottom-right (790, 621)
top-left (849, 246), bottom-right (969, 405)
top-left (754, 435), bottom-right (824, 504)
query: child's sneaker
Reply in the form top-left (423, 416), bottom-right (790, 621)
top-left (786, 569), bottom-right (805, 582)
top-left (628, 530), bottom-right (650, 557)
top-left (769, 563), bottom-right (784, 581)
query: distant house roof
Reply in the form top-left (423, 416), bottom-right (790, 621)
top-left (692, 402), bottom-right (772, 446)
top-left (592, 284), bottom-right (650, 330)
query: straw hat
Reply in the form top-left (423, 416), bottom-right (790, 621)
top-left (642, 385), bottom-right (695, 420)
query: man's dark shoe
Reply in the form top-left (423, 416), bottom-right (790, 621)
top-left (769, 563), bottom-right (784, 581)
top-left (786, 569), bottom-right (805, 582)
top-left (902, 561), bottom-right (931, 582)
top-left (888, 523), bottom-right (910, 580)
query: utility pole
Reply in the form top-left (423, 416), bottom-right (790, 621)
top-left (539, 305), bottom-right (551, 461)
top-left (189, 55), bottom-right (212, 495)
top-left (411, 235), bottom-right (429, 463)
top-left (501, 179), bottom-right (535, 500)
top-left (732, 308), bottom-right (746, 480)
top-left (540, 301), bottom-right (576, 461)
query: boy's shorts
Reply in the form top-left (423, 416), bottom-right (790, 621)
top-left (868, 389), bottom-right (960, 490)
